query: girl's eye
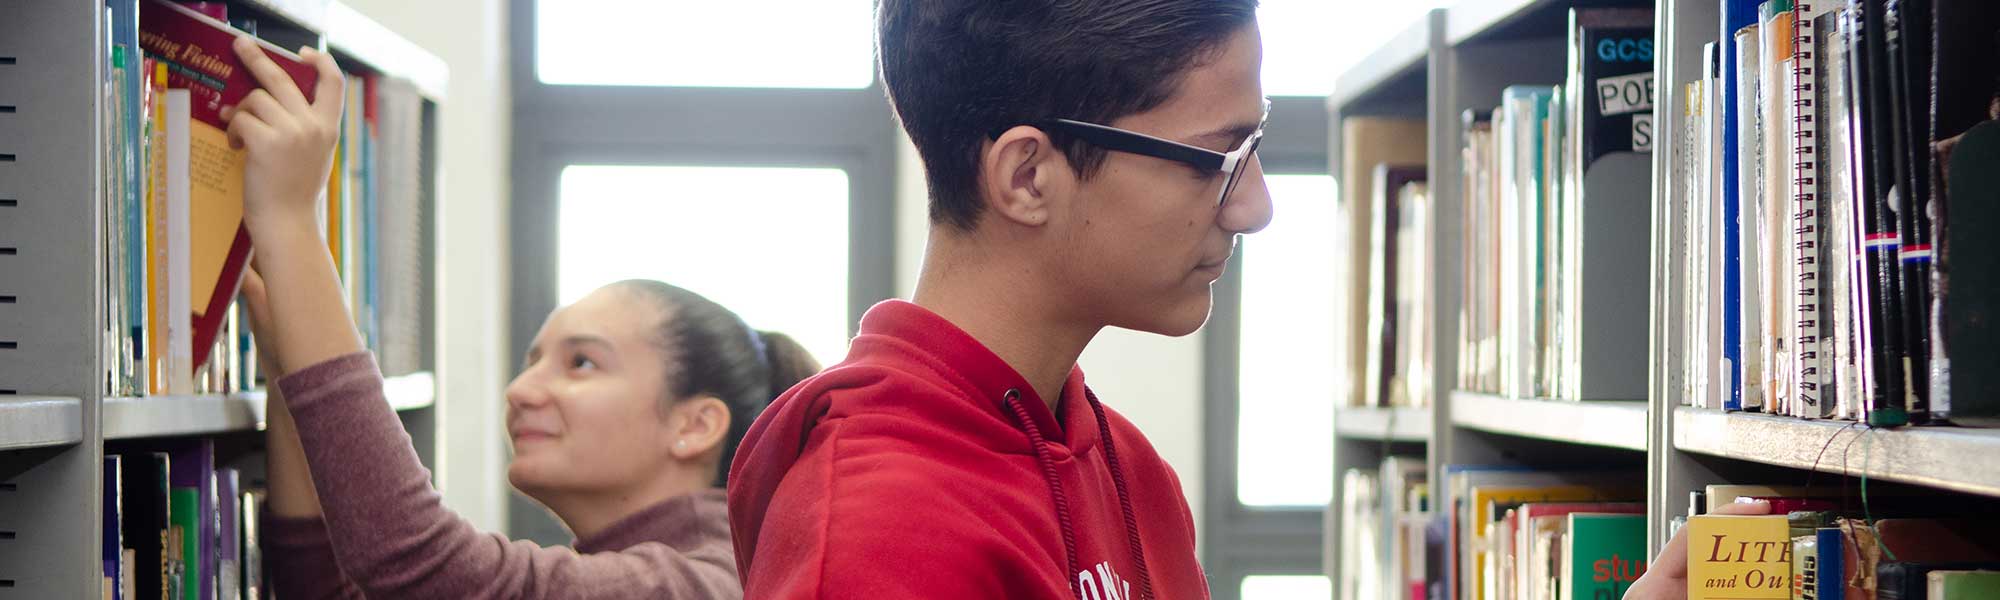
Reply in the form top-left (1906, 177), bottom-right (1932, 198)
top-left (570, 354), bottom-right (597, 371)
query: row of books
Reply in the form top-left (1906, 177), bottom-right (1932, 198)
top-left (103, 440), bottom-right (267, 600)
top-left (1342, 462), bottom-right (1651, 600)
top-left (1341, 118), bottom-right (1430, 408)
top-left (1454, 8), bottom-right (1657, 402)
top-left (1661, 0), bottom-right (2000, 427)
top-left (1683, 485), bottom-right (2000, 600)
top-left (1340, 462), bottom-right (2000, 600)
top-left (99, 0), bottom-right (428, 400)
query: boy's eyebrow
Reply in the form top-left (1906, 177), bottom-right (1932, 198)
top-left (1184, 123), bottom-right (1261, 150)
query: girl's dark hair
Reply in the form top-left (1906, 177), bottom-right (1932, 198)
top-left (610, 279), bottom-right (822, 486)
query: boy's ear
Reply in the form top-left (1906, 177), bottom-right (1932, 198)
top-left (979, 126), bottom-right (1068, 228)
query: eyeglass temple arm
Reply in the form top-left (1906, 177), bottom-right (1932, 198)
top-left (1041, 119), bottom-right (1228, 171)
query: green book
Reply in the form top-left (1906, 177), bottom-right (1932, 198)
top-left (169, 487), bottom-right (199, 600)
top-left (1929, 570), bottom-right (2000, 600)
top-left (1562, 513), bottom-right (1647, 600)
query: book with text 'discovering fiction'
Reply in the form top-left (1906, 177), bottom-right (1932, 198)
top-left (138, 0), bottom-right (318, 372)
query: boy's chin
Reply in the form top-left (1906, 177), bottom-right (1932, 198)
top-left (1116, 295), bottom-right (1213, 338)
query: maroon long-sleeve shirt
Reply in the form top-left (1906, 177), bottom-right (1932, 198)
top-left (261, 352), bottom-right (741, 598)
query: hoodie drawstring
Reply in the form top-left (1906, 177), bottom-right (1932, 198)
top-left (1005, 389), bottom-right (1083, 599)
top-left (1086, 389), bottom-right (1156, 600)
top-left (1003, 388), bottom-right (1157, 600)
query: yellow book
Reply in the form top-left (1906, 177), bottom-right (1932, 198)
top-left (145, 63), bottom-right (170, 395)
top-left (1465, 483), bottom-right (1639, 600)
top-left (326, 116), bottom-right (343, 271)
top-left (1687, 514), bottom-right (1792, 600)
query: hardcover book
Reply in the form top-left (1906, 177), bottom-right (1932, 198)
top-left (138, 0), bottom-right (318, 371)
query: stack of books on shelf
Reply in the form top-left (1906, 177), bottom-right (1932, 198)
top-left (1683, 484), bottom-right (2000, 600)
top-left (1342, 463), bottom-right (1649, 600)
top-left (1345, 471), bottom-right (2000, 600)
top-left (103, 441), bottom-right (267, 600)
top-left (1339, 457), bottom-right (1430, 600)
top-left (1456, 8), bottom-right (1656, 403)
top-left (1661, 0), bottom-right (2000, 427)
top-left (1342, 117), bottom-right (1431, 410)
top-left (99, 0), bottom-right (430, 402)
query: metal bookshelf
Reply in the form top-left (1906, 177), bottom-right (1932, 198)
top-left (0, 1), bottom-right (445, 597)
top-left (1449, 392), bottom-right (1648, 451)
top-left (1327, 0), bottom-right (2000, 592)
top-left (1334, 406), bottom-right (1434, 443)
top-left (0, 397), bottom-right (85, 451)
top-left (103, 372), bottom-right (436, 440)
top-left (1674, 408), bottom-right (2000, 497)
top-left (1323, 8), bottom-right (1445, 588)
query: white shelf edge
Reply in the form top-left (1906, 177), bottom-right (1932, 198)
top-left (0, 396), bottom-right (85, 451)
top-left (1328, 9), bottom-right (1437, 112)
top-left (105, 371), bottom-right (435, 440)
top-left (1446, 0), bottom-right (1555, 45)
top-left (325, 0), bottom-right (449, 102)
top-left (241, 0), bottom-right (329, 36)
top-left (1449, 390), bottom-right (1649, 451)
top-left (103, 393), bottom-right (258, 440)
top-left (1334, 405), bottom-right (1433, 443)
top-left (1674, 407), bottom-right (2000, 498)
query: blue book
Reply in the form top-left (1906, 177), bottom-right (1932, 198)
top-left (1718, 0), bottom-right (1761, 411)
top-left (109, 0), bottom-right (145, 392)
top-left (104, 456), bottom-right (124, 600)
top-left (1816, 527), bottom-right (1844, 600)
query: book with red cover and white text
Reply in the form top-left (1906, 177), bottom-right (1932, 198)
top-left (138, 0), bottom-right (318, 371)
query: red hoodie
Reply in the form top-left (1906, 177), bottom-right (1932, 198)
top-left (728, 300), bottom-right (1209, 599)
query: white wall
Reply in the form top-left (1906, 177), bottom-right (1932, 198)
top-left (340, 0), bottom-right (512, 533)
top-left (893, 136), bottom-right (1208, 545)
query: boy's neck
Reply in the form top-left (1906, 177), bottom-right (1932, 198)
top-left (912, 231), bottom-right (1098, 414)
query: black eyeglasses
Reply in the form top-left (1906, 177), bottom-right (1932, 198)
top-left (1025, 98), bottom-right (1270, 206)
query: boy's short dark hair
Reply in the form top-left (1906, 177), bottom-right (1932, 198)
top-left (878, 0), bottom-right (1260, 230)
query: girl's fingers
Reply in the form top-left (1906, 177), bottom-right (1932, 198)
top-left (225, 109), bottom-right (274, 149)
top-left (233, 35), bottom-right (310, 113)
top-left (303, 48), bottom-right (348, 124)
top-left (235, 89), bottom-right (297, 132)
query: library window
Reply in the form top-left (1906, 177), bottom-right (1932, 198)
top-left (1258, 0), bottom-right (1447, 96)
top-left (1241, 574), bottom-right (1334, 600)
top-left (534, 0), bottom-right (874, 88)
top-left (1236, 173), bottom-right (1339, 508)
top-left (557, 165), bottom-right (854, 366)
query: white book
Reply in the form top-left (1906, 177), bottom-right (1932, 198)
top-left (1708, 57), bottom-right (1731, 411)
top-left (1735, 24), bottom-right (1766, 411)
top-left (165, 89), bottom-right (195, 396)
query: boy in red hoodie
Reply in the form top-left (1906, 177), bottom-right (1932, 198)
top-left (728, 1), bottom-right (1272, 598)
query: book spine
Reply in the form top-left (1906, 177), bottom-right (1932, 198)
top-left (1736, 24), bottom-right (1765, 412)
top-left (1851, 0), bottom-right (1910, 426)
top-left (1886, 0), bottom-right (1935, 423)
top-left (1722, 0), bottom-right (1764, 414)
top-left (1792, 2), bottom-right (1829, 418)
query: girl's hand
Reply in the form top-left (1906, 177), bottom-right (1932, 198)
top-left (223, 35), bottom-right (345, 237)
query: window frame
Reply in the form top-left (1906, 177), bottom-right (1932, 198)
top-left (505, 0), bottom-right (898, 545)
top-left (1201, 95), bottom-right (1333, 600)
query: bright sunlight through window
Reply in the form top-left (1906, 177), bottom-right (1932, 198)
top-left (1237, 174), bottom-right (1339, 507)
top-left (1242, 574), bottom-right (1333, 600)
top-left (558, 165), bottom-right (852, 366)
top-left (1258, 0), bottom-right (1453, 96)
top-left (536, 0), bottom-right (875, 88)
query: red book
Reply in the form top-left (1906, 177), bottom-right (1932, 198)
top-left (138, 0), bottom-right (317, 370)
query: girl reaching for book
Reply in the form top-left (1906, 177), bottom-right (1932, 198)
top-left (223, 35), bottom-right (818, 598)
